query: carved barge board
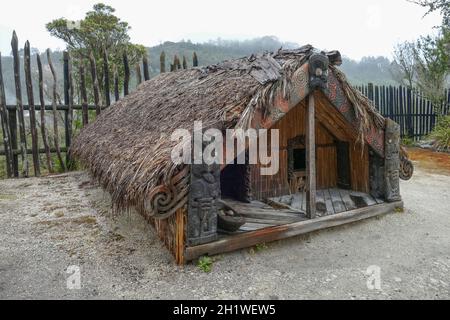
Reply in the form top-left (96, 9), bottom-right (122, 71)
top-left (184, 201), bottom-right (403, 262)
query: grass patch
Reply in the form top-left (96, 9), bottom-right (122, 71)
top-left (429, 115), bottom-right (450, 152)
top-left (0, 194), bottom-right (17, 201)
top-left (197, 256), bottom-right (214, 273)
top-left (394, 207), bottom-right (404, 213)
top-left (401, 137), bottom-right (415, 147)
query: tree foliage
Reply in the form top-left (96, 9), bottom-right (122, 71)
top-left (46, 3), bottom-right (145, 101)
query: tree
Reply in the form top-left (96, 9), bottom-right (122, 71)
top-left (391, 41), bottom-right (417, 89)
top-left (182, 56), bottom-right (187, 69)
top-left (411, 0), bottom-right (450, 112)
top-left (193, 52), bottom-right (199, 67)
top-left (46, 3), bottom-right (145, 101)
top-left (411, 0), bottom-right (450, 27)
top-left (414, 34), bottom-right (449, 111)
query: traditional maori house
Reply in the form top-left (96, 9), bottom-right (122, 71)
top-left (71, 45), bottom-right (414, 264)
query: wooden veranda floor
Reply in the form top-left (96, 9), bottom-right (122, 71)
top-left (269, 188), bottom-right (385, 216)
top-left (221, 188), bottom-right (384, 235)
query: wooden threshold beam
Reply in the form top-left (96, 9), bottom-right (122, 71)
top-left (184, 201), bottom-right (403, 262)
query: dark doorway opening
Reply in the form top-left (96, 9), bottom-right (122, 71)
top-left (293, 148), bottom-right (306, 171)
top-left (220, 157), bottom-right (251, 203)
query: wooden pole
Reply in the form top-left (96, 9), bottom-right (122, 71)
top-left (0, 52), bottom-right (13, 177)
top-left (79, 64), bottom-right (89, 126)
top-left (143, 55), bottom-right (150, 81)
top-left (113, 65), bottom-right (120, 102)
top-left (135, 63), bottom-right (142, 85)
top-left (11, 31), bottom-right (28, 177)
top-left (123, 52), bottom-right (130, 96)
top-left (36, 54), bottom-right (53, 173)
top-left (67, 52), bottom-right (74, 168)
top-left (24, 41), bottom-right (40, 176)
top-left (47, 49), bottom-right (65, 172)
top-left (306, 91), bottom-right (316, 219)
top-left (103, 49), bottom-right (111, 107)
top-left (89, 52), bottom-right (102, 116)
top-left (63, 52), bottom-right (70, 157)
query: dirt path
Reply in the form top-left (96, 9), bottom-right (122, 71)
top-left (0, 155), bottom-right (449, 299)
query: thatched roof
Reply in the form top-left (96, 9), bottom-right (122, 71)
top-left (71, 45), bottom-right (385, 219)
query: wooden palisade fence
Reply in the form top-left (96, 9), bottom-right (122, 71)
top-left (356, 83), bottom-right (450, 140)
top-left (0, 31), bottom-right (153, 178)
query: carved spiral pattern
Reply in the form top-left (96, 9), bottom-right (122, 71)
top-left (399, 146), bottom-right (414, 181)
top-left (144, 166), bottom-right (190, 220)
top-left (400, 158), bottom-right (414, 181)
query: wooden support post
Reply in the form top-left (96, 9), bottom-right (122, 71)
top-left (368, 82), bottom-right (374, 102)
top-left (143, 55), bottom-right (150, 81)
top-left (306, 91), bottom-right (316, 219)
top-left (47, 49), bottom-right (65, 172)
top-left (67, 53), bottom-right (75, 168)
top-left (8, 99), bottom-right (18, 177)
top-left (79, 64), bottom-right (89, 126)
top-left (24, 41), bottom-right (40, 176)
top-left (89, 52), bottom-right (102, 116)
top-left (113, 65), bottom-right (120, 102)
top-left (63, 52), bottom-right (70, 157)
top-left (103, 49), bottom-right (111, 107)
top-left (0, 52), bottom-right (13, 178)
top-left (37, 55), bottom-right (53, 173)
top-left (135, 63), bottom-right (142, 85)
top-left (11, 31), bottom-right (28, 177)
top-left (123, 53), bottom-right (130, 96)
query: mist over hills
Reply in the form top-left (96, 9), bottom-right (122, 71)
top-left (0, 36), bottom-right (396, 104)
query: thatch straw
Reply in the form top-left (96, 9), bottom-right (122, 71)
top-left (71, 46), bottom-right (385, 220)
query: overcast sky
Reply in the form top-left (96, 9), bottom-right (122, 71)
top-left (0, 0), bottom-right (442, 60)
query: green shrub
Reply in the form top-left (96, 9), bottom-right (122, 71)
top-left (197, 256), bottom-right (213, 273)
top-left (430, 115), bottom-right (450, 152)
top-left (401, 137), bottom-right (414, 147)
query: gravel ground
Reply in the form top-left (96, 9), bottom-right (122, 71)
top-left (0, 162), bottom-right (449, 300)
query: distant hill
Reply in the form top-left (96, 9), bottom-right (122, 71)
top-left (147, 36), bottom-right (396, 85)
top-left (0, 36), bottom-right (396, 104)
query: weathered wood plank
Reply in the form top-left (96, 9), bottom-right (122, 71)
top-left (338, 189), bottom-right (357, 211)
top-left (103, 49), bottom-right (111, 107)
top-left (67, 53), bottom-right (75, 168)
top-left (184, 201), bottom-right (404, 261)
top-left (24, 41), bottom-right (40, 176)
top-left (135, 63), bottom-right (142, 85)
top-left (329, 188), bottom-right (346, 213)
top-left (36, 54), bottom-right (53, 173)
top-left (244, 216), bottom-right (304, 225)
top-left (11, 31), bottom-right (28, 177)
top-left (315, 190), bottom-right (327, 216)
top-left (290, 193), bottom-right (303, 211)
top-left (306, 92), bottom-right (316, 218)
top-left (63, 51), bottom-right (70, 165)
top-left (79, 64), bottom-right (89, 126)
top-left (349, 190), bottom-right (377, 207)
top-left (113, 65), bottom-right (120, 102)
top-left (323, 189), bottom-right (335, 215)
top-left (0, 52), bottom-right (13, 178)
top-left (123, 52), bottom-right (130, 96)
top-left (47, 49), bottom-right (65, 172)
top-left (143, 55), bottom-right (150, 81)
top-left (89, 52), bottom-right (102, 116)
